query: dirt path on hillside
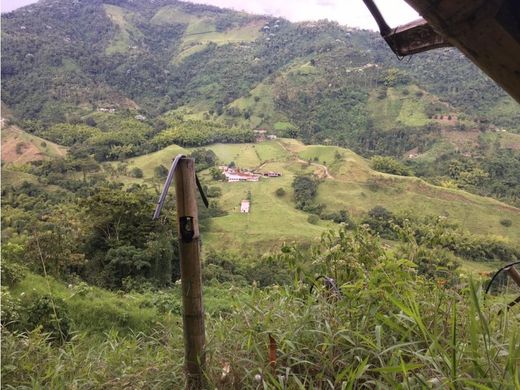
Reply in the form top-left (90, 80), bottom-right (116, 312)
top-left (296, 158), bottom-right (334, 179)
top-left (277, 140), bottom-right (334, 179)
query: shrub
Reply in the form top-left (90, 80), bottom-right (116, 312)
top-left (0, 260), bottom-right (26, 287)
top-left (210, 167), bottom-right (225, 181)
top-left (321, 209), bottom-right (355, 228)
top-left (500, 218), bottom-right (512, 227)
top-left (85, 117), bottom-right (97, 127)
top-left (307, 214), bottom-right (319, 224)
top-left (25, 295), bottom-right (70, 341)
top-left (129, 167), bottom-right (144, 178)
top-left (206, 186), bottom-right (222, 198)
top-left (1, 287), bottom-right (22, 327)
top-left (275, 187), bottom-right (286, 197)
top-left (153, 165), bottom-right (168, 178)
top-left (363, 206), bottom-right (397, 239)
top-left (146, 291), bottom-right (181, 315)
top-left (371, 155), bottom-right (412, 176)
top-left (1, 241), bottom-right (26, 287)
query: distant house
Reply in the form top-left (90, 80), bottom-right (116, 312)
top-left (222, 167), bottom-right (260, 182)
top-left (97, 107), bottom-right (116, 113)
top-left (240, 200), bottom-right (250, 213)
top-left (254, 129), bottom-right (267, 142)
top-left (226, 173), bottom-right (260, 182)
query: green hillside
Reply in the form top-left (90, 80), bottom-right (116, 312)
top-left (1, 124), bottom-right (67, 164)
top-left (2, 0), bottom-right (518, 137)
top-left (2, 0), bottom-right (519, 207)
top-left (122, 139), bottom-right (520, 247)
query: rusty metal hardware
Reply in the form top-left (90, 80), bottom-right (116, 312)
top-left (362, 0), bottom-right (451, 57)
top-left (153, 154), bottom-right (208, 220)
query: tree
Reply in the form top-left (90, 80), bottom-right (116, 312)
top-left (129, 167), bottom-right (144, 178)
top-left (210, 167), bottom-right (225, 181)
top-left (292, 175), bottom-right (318, 210)
top-left (81, 186), bottom-right (178, 288)
top-left (190, 148), bottom-right (217, 171)
top-left (154, 165), bottom-right (169, 178)
top-left (105, 246), bottom-right (151, 288)
top-left (24, 205), bottom-right (86, 278)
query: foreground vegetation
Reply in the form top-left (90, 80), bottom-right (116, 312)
top-left (2, 136), bottom-right (518, 387)
top-left (2, 226), bottom-right (519, 388)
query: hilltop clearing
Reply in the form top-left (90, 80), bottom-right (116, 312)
top-left (1, 123), bottom-right (67, 164)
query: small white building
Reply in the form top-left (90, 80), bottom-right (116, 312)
top-left (226, 174), bottom-right (259, 182)
top-left (240, 200), bottom-right (250, 213)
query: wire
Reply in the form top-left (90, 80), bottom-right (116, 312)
top-left (485, 261), bottom-right (520, 294)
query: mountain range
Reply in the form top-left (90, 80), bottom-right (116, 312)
top-left (2, 0), bottom-right (520, 206)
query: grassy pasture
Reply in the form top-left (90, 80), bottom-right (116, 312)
top-left (152, 5), bottom-right (263, 63)
top-left (367, 86), bottom-right (435, 130)
top-left (1, 125), bottom-right (67, 164)
top-left (122, 139), bottom-right (520, 248)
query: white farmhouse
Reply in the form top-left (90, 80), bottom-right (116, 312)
top-left (240, 200), bottom-right (250, 213)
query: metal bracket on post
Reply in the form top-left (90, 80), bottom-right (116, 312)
top-left (179, 216), bottom-right (195, 243)
top-left (153, 154), bottom-right (208, 221)
top-left (362, 0), bottom-right (451, 57)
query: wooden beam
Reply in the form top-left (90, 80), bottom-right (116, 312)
top-left (384, 18), bottom-right (451, 56)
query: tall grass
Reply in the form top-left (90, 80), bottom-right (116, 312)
top-left (2, 228), bottom-right (519, 388)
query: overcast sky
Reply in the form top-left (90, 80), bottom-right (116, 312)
top-left (1, 0), bottom-right (419, 30)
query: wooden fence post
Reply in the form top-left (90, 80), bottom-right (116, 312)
top-left (174, 158), bottom-right (206, 389)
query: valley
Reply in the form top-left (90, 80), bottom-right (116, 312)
top-left (1, 0), bottom-right (519, 388)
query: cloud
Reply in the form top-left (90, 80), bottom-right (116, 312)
top-left (1, 0), bottom-right (38, 13)
top-left (2, 0), bottom-right (420, 30)
top-left (189, 0), bottom-right (420, 30)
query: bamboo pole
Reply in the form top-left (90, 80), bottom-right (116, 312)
top-left (174, 158), bottom-right (206, 389)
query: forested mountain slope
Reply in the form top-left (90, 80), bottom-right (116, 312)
top-left (2, 0), bottom-right (520, 207)
top-left (2, 0), bottom-right (519, 133)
